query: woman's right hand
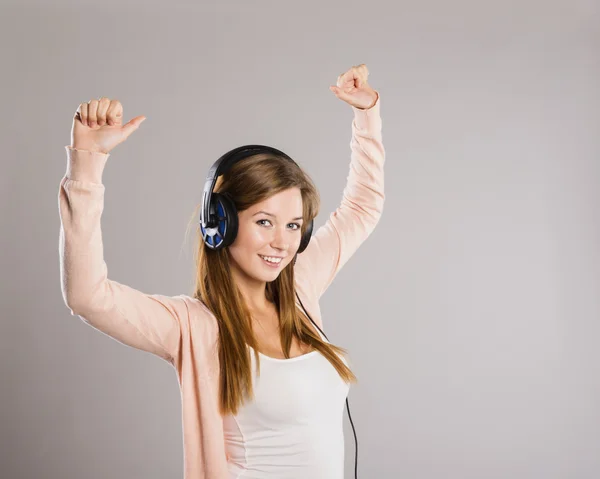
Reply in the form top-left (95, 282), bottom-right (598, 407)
top-left (70, 97), bottom-right (146, 154)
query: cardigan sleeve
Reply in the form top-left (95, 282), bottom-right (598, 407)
top-left (294, 91), bottom-right (385, 299)
top-left (58, 146), bottom-right (185, 366)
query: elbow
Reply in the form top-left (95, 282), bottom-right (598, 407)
top-left (62, 293), bottom-right (86, 316)
top-left (60, 282), bottom-right (103, 317)
top-left (369, 191), bottom-right (385, 225)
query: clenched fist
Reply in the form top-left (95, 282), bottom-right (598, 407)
top-left (329, 64), bottom-right (378, 110)
top-left (70, 97), bottom-right (146, 154)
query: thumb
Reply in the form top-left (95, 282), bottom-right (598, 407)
top-left (121, 115), bottom-right (147, 139)
top-left (329, 85), bottom-right (351, 102)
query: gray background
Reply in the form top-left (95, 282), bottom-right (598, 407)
top-left (1, 1), bottom-right (599, 478)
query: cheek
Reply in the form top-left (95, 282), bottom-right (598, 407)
top-left (235, 224), bottom-right (269, 250)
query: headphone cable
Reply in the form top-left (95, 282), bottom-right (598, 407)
top-left (295, 291), bottom-right (359, 479)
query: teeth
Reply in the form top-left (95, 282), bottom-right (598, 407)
top-left (259, 255), bottom-right (282, 264)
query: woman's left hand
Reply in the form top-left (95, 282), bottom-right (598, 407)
top-left (330, 64), bottom-right (378, 110)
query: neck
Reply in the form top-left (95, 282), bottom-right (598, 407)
top-left (242, 289), bottom-right (273, 313)
top-left (230, 267), bottom-right (272, 312)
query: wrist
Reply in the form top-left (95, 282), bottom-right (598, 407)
top-left (70, 143), bottom-right (109, 154)
top-left (363, 90), bottom-right (379, 110)
top-left (65, 145), bottom-right (110, 184)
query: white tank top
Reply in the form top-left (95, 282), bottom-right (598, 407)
top-left (222, 325), bottom-right (351, 479)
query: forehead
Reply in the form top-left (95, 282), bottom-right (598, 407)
top-left (252, 188), bottom-right (303, 215)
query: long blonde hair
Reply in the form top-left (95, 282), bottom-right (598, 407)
top-left (186, 151), bottom-right (357, 416)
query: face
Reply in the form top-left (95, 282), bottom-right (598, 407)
top-left (227, 187), bottom-right (305, 285)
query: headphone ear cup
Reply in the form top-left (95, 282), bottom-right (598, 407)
top-left (297, 218), bottom-right (313, 254)
top-left (200, 192), bottom-right (239, 250)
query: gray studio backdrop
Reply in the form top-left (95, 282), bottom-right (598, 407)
top-left (1, 1), bottom-right (599, 478)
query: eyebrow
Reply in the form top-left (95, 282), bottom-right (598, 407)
top-left (253, 210), bottom-right (304, 221)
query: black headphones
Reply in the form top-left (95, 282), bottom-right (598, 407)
top-left (199, 144), bottom-right (360, 479)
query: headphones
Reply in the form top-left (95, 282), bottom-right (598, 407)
top-left (199, 144), bottom-right (360, 479)
top-left (199, 144), bottom-right (313, 252)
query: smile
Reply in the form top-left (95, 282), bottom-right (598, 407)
top-left (258, 254), bottom-right (283, 266)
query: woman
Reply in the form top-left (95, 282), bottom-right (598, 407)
top-left (58, 63), bottom-right (384, 479)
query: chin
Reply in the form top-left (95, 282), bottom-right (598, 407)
top-left (261, 269), bottom-right (283, 283)
top-left (261, 269), bottom-right (283, 281)
top-left (236, 256), bottom-right (290, 283)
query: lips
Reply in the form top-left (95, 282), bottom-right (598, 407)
top-left (258, 254), bottom-right (283, 267)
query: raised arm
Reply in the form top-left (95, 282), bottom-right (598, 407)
top-left (295, 88), bottom-right (385, 299)
top-left (58, 98), bottom-right (185, 366)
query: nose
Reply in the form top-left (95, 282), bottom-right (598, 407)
top-left (270, 225), bottom-right (289, 251)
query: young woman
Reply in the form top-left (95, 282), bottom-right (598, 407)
top-left (59, 63), bottom-right (384, 479)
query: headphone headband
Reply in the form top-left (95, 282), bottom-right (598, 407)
top-left (201, 144), bottom-right (293, 228)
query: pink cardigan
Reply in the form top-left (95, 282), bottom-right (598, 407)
top-left (58, 93), bottom-right (384, 478)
